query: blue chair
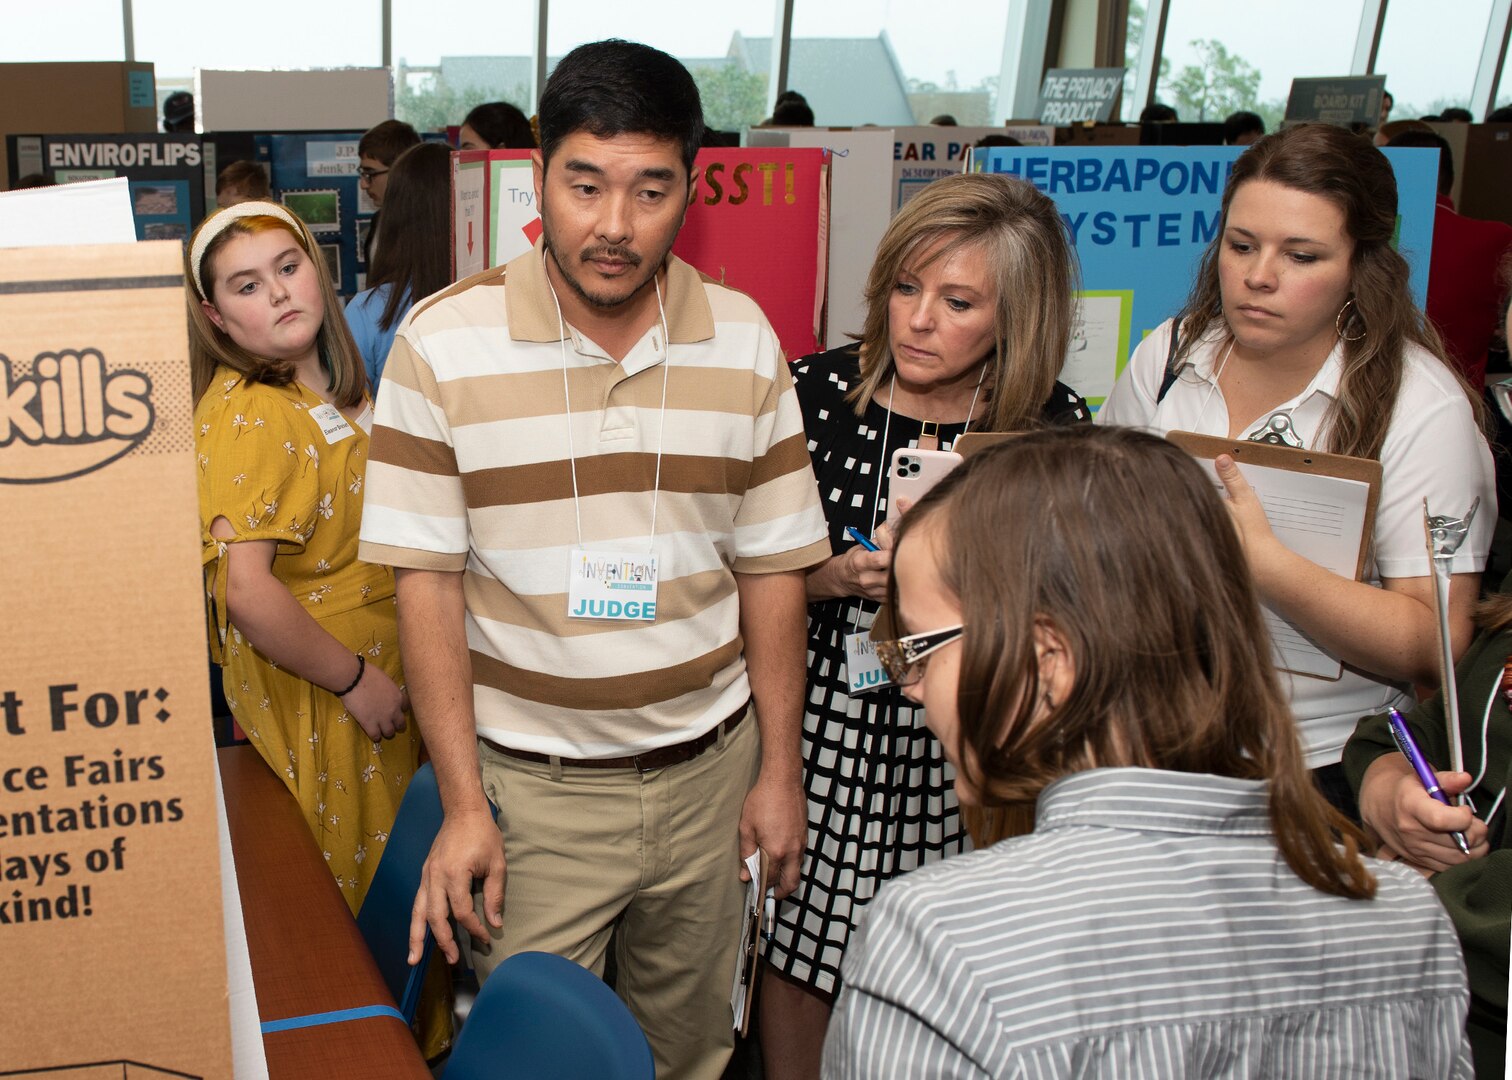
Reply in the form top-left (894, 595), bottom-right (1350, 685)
top-left (443, 951), bottom-right (655, 1080)
top-left (356, 761), bottom-right (444, 1023)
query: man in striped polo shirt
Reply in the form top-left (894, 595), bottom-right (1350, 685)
top-left (358, 40), bottom-right (829, 1079)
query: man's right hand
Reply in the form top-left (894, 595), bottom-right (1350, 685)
top-left (408, 808), bottom-right (507, 965)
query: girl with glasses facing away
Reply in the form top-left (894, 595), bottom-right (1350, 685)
top-left (823, 425), bottom-right (1473, 1079)
top-left (764, 172), bottom-right (1091, 1075)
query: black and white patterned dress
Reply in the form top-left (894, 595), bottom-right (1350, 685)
top-left (768, 345), bottom-right (1091, 996)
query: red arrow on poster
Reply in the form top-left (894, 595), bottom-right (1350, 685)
top-left (467, 220), bottom-right (474, 256)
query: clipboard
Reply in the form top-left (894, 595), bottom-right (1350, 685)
top-left (1165, 432), bottom-right (1382, 581)
top-left (731, 848), bottom-right (772, 1036)
top-left (1167, 431), bottom-right (1383, 681)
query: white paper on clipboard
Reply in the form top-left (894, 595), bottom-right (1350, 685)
top-left (1195, 458), bottom-right (1372, 680)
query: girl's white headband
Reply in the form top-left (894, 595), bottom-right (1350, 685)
top-left (190, 200), bottom-right (304, 300)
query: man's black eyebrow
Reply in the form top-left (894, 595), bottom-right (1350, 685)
top-left (560, 159), bottom-right (677, 183)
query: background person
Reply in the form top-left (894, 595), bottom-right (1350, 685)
top-left (823, 426), bottom-right (1473, 1078)
top-left (357, 119), bottom-right (421, 264)
top-left (345, 142), bottom-right (450, 386)
top-left (458, 101), bottom-right (536, 149)
top-left (1385, 129), bottom-right (1512, 390)
top-left (215, 160), bottom-right (271, 210)
top-left (762, 172), bottom-right (1090, 1079)
top-left (1098, 122), bottom-right (1495, 817)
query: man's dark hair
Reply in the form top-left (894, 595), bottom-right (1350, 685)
top-left (1140, 102), bottom-right (1179, 123)
top-left (538, 39), bottom-right (704, 173)
top-left (1222, 110), bottom-right (1264, 144)
top-left (1441, 106), bottom-right (1473, 123)
top-left (1386, 130), bottom-right (1454, 195)
top-left (359, 119), bottom-right (421, 166)
top-left (1491, 105), bottom-right (1512, 123)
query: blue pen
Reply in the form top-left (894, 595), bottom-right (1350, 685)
top-left (845, 526), bottom-right (879, 552)
top-left (1387, 707), bottom-right (1471, 856)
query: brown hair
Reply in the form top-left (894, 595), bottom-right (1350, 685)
top-left (848, 172), bottom-right (1079, 433)
top-left (889, 425), bottom-right (1376, 900)
top-left (1174, 121), bottom-right (1481, 461)
top-left (358, 119), bottom-right (421, 166)
top-left (185, 210), bottom-right (366, 408)
top-left (215, 160), bottom-right (270, 199)
top-left (368, 142), bottom-right (451, 332)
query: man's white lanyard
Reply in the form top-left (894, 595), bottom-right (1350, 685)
top-left (545, 255), bottom-right (671, 621)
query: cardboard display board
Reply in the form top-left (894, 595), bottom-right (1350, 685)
top-left (1457, 123), bottom-right (1512, 227)
top-left (0, 62), bottom-right (157, 191)
top-left (1285, 75), bottom-right (1387, 126)
top-left (890, 126), bottom-right (1008, 214)
top-left (747, 128), bottom-right (894, 348)
top-left (453, 147), bottom-right (832, 360)
top-left (976, 146), bottom-right (1439, 407)
top-left (6, 134), bottom-right (206, 243)
top-left (196, 69), bottom-right (392, 133)
top-left (0, 242), bottom-right (232, 1074)
top-left (1036, 68), bottom-right (1126, 124)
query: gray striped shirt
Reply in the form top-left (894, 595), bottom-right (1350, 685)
top-left (823, 768), bottom-right (1473, 1079)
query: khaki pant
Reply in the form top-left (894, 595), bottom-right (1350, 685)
top-left (472, 712), bottom-right (760, 1080)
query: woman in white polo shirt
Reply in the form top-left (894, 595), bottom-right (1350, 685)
top-left (1099, 122), bottom-right (1494, 815)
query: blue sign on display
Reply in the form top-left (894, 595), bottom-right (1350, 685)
top-left (975, 146), bottom-right (1440, 405)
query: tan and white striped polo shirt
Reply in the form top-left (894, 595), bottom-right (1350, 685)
top-left (358, 240), bottom-right (829, 756)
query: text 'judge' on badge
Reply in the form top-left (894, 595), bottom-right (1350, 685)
top-left (567, 548), bottom-right (659, 621)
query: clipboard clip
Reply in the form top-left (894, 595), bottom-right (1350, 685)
top-left (1248, 411), bottom-right (1305, 449)
top-left (1424, 497), bottom-right (1479, 563)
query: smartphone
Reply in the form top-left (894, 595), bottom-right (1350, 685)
top-left (888, 448), bottom-right (963, 523)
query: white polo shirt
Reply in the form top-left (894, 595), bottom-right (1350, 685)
top-left (1099, 319), bottom-right (1495, 767)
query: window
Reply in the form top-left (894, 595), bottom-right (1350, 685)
top-left (131, 0), bottom-right (382, 86)
top-left (1155, 0), bottom-right (1365, 129)
top-left (1374, 0), bottom-right (1493, 119)
top-left (546, 2), bottom-right (776, 132)
top-left (393, 1), bottom-right (536, 130)
top-left (0, 4), bottom-right (124, 62)
top-left (789, 0), bottom-right (1012, 127)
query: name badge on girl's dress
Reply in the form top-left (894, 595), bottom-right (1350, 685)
top-left (567, 548), bottom-right (659, 621)
top-left (308, 402), bottom-right (358, 444)
top-left (845, 631), bottom-right (893, 695)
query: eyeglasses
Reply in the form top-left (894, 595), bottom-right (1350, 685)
top-left (873, 624), bottom-right (963, 687)
top-left (357, 166), bottom-right (389, 182)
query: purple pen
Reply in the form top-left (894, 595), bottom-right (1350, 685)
top-left (1387, 707), bottom-right (1471, 857)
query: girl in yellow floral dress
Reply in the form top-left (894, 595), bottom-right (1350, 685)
top-left (185, 201), bottom-right (447, 1055)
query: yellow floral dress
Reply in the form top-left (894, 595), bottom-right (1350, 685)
top-left (195, 366), bottom-right (419, 914)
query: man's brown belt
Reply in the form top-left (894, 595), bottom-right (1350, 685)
top-left (479, 703), bottom-right (748, 774)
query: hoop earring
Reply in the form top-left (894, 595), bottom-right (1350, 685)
top-left (1336, 297), bottom-right (1366, 342)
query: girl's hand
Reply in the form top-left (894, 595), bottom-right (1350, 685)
top-left (340, 660), bottom-right (408, 740)
top-left (1213, 455), bottom-right (1289, 587)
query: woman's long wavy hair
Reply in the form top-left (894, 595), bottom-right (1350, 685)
top-left (185, 209), bottom-right (366, 409)
top-left (889, 425), bottom-right (1376, 900)
top-left (847, 172), bottom-right (1080, 433)
top-left (1173, 121), bottom-right (1480, 460)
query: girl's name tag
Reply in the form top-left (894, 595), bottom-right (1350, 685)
top-left (845, 631), bottom-right (893, 695)
top-left (567, 549), bottom-right (659, 621)
top-left (309, 402), bottom-right (358, 445)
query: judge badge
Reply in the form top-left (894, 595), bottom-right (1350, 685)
top-left (845, 631), bottom-right (894, 695)
top-left (567, 548), bottom-right (659, 621)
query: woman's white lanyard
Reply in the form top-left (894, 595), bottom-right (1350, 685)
top-left (546, 257), bottom-right (671, 622)
top-left (845, 365), bottom-right (985, 695)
